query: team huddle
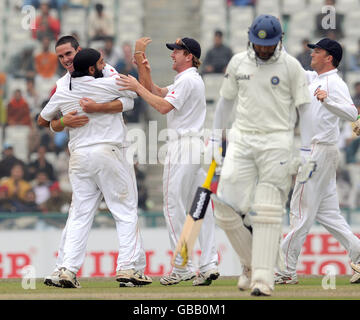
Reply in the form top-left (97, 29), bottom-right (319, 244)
top-left (38, 14), bottom-right (360, 296)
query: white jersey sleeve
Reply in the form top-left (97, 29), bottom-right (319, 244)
top-left (322, 76), bottom-right (358, 121)
top-left (40, 93), bottom-right (61, 121)
top-left (103, 63), bottom-right (119, 78)
top-left (286, 55), bottom-right (311, 108)
top-left (164, 77), bottom-right (192, 111)
top-left (220, 53), bottom-right (244, 100)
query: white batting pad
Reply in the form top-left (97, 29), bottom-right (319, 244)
top-left (250, 183), bottom-right (284, 289)
top-left (212, 194), bottom-right (252, 267)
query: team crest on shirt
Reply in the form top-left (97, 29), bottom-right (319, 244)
top-left (271, 76), bottom-right (280, 85)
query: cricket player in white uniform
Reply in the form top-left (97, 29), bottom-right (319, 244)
top-left (275, 38), bottom-right (360, 285)
top-left (41, 36), bottom-right (129, 287)
top-left (207, 15), bottom-right (312, 296)
top-left (38, 48), bottom-right (152, 288)
top-left (118, 37), bottom-right (219, 286)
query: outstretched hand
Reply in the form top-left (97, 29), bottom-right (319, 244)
top-left (135, 37), bottom-right (152, 53)
top-left (116, 74), bottom-right (141, 92)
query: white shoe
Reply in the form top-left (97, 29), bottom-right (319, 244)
top-left (350, 261), bottom-right (360, 274)
top-left (160, 271), bottom-right (196, 286)
top-left (250, 282), bottom-right (272, 296)
top-left (274, 272), bottom-right (298, 285)
top-left (44, 270), bottom-right (62, 287)
top-left (192, 269), bottom-right (220, 286)
top-left (116, 269), bottom-right (152, 286)
top-left (59, 268), bottom-right (81, 288)
top-left (237, 266), bottom-right (251, 291)
top-left (350, 272), bottom-right (360, 284)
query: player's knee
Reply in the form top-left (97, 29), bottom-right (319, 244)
top-left (251, 183), bottom-right (284, 224)
top-left (212, 194), bottom-right (244, 230)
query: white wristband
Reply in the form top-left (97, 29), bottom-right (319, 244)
top-left (49, 121), bottom-right (56, 133)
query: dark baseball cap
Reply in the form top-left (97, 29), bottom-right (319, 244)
top-left (166, 37), bottom-right (201, 59)
top-left (307, 38), bottom-right (343, 62)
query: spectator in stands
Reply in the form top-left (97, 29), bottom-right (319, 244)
top-left (27, 145), bottom-right (57, 182)
top-left (13, 188), bottom-right (42, 213)
top-left (32, 170), bottom-right (51, 207)
top-left (296, 39), bottom-right (312, 71)
top-left (31, 1), bottom-right (61, 41)
top-left (0, 144), bottom-right (26, 180)
top-left (227, 0), bottom-right (256, 5)
top-left (42, 181), bottom-right (71, 213)
top-left (0, 73), bottom-right (5, 125)
top-left (353, 82), bottom-right (360, 107)
top-left (348, 39), bottom-right (360, 72)
top-left (35, 36), bottom-right (59, 80)
top-left (201, 30), bottom-right (233, 74)
top-left (0, 185), bottom-right (16, 212)
top-left (0, 164), bottom-right (32, 201)
top-left (24, 77), bottom-right (41, 119)
top-left (314, 0), bottom-right (344, 39)
top-left (6, 89), bottom-right (32, 127)
top-left (6, 44), bottom-right (36, 79)
top-left (102, 36), bottom-right (123, 67)
top-left (88, 3), bottom-right (114, 41)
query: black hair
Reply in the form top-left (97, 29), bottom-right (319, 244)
top-left (55, 35), bottom-right (79, 50)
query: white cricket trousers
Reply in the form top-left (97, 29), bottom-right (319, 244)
top-left (163, 137), bottom-right (218, 274)
top-left (61, 144), bottom-right (146, 274)
top-left (281, 144), bottom-right (360, 275)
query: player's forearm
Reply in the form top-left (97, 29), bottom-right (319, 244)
top-left (136, 84), bottom-right (173, 114)
top-left (94, 100), bottom-right (123, 113)
top-left (322, 97), bottom-right (358, 122)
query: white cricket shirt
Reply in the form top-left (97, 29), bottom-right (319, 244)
top-left (299, 69), bottom-right (358, 147)
top-left (220, 49), bottom-right (310, 133)
top-left (40, 76), bottom-right (137, 153)
top-left (164, 67), bottom-right (206, 137)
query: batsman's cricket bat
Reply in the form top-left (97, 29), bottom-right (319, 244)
top-left (171, 159), bottom-right (218, 269)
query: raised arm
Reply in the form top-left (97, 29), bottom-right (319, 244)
top-left (133, 37), bottom-right (168, 98)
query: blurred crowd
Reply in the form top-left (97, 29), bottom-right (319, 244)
top-left (0, 0), bottom-right (360, 223)
top-left (0, 1), bottom-right (151, 219)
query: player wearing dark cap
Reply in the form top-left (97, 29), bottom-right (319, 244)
top-left (117, 37), bottom-right (220, 286)
top-left (276, 38), bottom-right (360, 286)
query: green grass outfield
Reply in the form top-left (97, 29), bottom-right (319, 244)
top-left (0, 276), bottom-right (359, 300)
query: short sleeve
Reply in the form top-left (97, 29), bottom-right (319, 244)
top-left (220, 55), bottom-right (239, 100)
top-left (288, 57), bottom-right (311, 107)
top-left (40, 93), bottom-right (61, 121)
top-left (164, 78), bottom-right (192, 111)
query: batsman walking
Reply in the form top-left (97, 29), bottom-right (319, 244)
top-left (207, 15), bottom-right (311, 296)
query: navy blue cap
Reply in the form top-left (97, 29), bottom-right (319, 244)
top-left (248, 15), bottom-right (283, 46)
top-left (166, 37), bottom-right (201, 59)
top-left (307, 38), bottom-right (343, 62)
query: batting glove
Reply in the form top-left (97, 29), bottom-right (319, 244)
top-left (297, 156), bottom-right (317, 184)
top-left (204, 134), bottom-right (223, 166)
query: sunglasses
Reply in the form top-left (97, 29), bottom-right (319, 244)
top-left (175, 38), bottom-right (191, 53)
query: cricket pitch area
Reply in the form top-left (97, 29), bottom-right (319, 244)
top-left (0, 276), bottom-right (359, 300)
